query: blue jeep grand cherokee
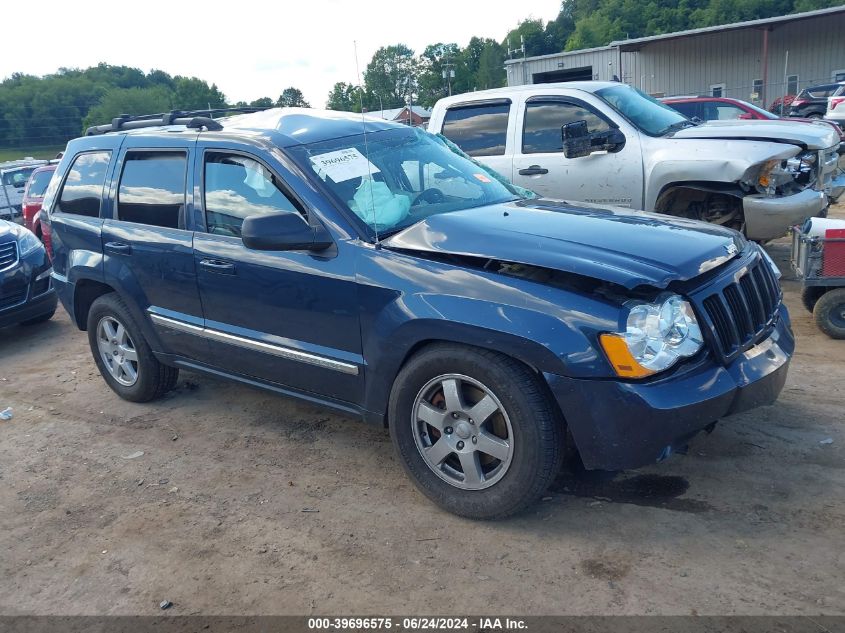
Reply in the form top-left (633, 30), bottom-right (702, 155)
top-left (44, 108), bottom-right (793, 518)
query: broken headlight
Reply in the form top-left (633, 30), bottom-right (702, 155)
top-left (755, 151), bottom-right (817, 195)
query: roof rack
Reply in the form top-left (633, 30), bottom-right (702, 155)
top-left (85, 107), bottom-right (272, 136)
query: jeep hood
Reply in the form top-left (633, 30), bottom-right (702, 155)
top-left (383, 200), bottom-right (746, 289)
top-left (671, 119), bottom-right (838, 150)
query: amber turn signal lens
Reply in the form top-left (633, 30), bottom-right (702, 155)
top-left (599, 333), bottom-right (656, 379)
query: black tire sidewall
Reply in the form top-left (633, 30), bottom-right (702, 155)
top-left (86, 293), bottom-right (163, 402)
top-left (389, 346), bottom-right (561, 519)
top-left (814, 289), bottom-right (845, 339)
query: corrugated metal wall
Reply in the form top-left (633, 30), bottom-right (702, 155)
top-left (507, 11), bottom-right (845, 110)
top-left (505, 48), bottom-right (619, 86)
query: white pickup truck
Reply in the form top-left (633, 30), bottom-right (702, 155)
top-left (428, 82), bottom-right (845, 241)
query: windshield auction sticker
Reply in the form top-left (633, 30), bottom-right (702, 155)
top-left (310, 148), bottom-right (380, 183)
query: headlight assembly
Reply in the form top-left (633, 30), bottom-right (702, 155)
top-left (600, 293), bottom-right (704, 379)
top-left (15, 228), bottom-right (41, 257)
top-left (755, 152), bottom-right (817, 195)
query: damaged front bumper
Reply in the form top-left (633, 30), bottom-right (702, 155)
top-left (743, 188), bottom-right (828, 241)
top-left (544, 305), bottom-right (794, 471)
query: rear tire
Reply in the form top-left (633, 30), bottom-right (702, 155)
top-left (388, 344), bottom-right (565, 519)
top-left (86, 293), bottom-right (179, 402)
top-left (813, 288), bottom-right (845, 339)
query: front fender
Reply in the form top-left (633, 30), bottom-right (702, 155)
top-left (356, 247), bottom-right (622, 419)
top-left (643, 138), bottom-right (800, 210)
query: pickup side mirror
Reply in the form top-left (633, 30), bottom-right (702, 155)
top-left (241, 209), bottom-right (332, 252)
top-left (561, 121), bottom-right (626, 158)
top-left (738, 112), bottom-right (755, 120)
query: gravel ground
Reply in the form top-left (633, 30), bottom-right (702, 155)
top-left (0, 212), bottom-right (843, 616)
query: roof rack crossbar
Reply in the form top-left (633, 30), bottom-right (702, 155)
top-left (85, 106), bottom-right (270, 136)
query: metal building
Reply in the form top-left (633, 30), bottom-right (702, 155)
top-left (505, 6), bottom-right (845, 110)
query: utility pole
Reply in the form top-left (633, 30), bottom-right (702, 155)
top-left (441, 45), bottom-right (455, 97)
top-left (507, 36), bottom-right (526, 85)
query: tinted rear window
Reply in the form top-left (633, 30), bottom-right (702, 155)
top-left (57, 152), bottom-right (111, 217)
top-left (117, 151), bottom-right (186, 229)
top-left (807, 85), bottom-right (837, 98)
top-left (27, 170), bottom-right (54, 198)
top-left (441, 102), bottom-right (510, 157)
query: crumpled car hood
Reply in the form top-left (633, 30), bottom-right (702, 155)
top-left (383, 200), bottom-right (746, 289)
top-left (671, 119), bottom-right (838, 149)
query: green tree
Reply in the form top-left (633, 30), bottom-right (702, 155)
top-left (363, 44), bottom-right (418, 111)
top-left (277, 87), bottom-right (310, 108)
top-left (249, 97), bottom-right (274, 108)
top-left (82, 87), bottom-right (173, 131)
top-left (416, 43), bottom-right (463, 108)
top-left (325, 82), bottom-right (362, 112)
top-left (171, 77), bottom-right (226, 110)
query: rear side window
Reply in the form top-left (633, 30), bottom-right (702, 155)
top-left (701, 103), bottom-right (745, 121)
top-left (56, 152), bottom-right (111, 217)
top-left (807, 85), bottom-right (836, 98)
top-left (441, 103), bottom-right (510, 157)
top-left (117, 152), bottom-right (186, 229)
top-left (666, 101), bottom-right (698, 119)
top-left (26, 170), bottom-right (54, 198)
top-left (522, 101), bottom-right (610, 154)
top-left (203, 153), bottom-right (300, 237)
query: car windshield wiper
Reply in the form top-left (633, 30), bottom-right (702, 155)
top-left (662, 120), bottom-right (698, 136)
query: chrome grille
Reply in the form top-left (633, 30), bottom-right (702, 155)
top-left (700, 256), bottom-right (781, 362)
top-left (819, 146), bottom-right (839, 191)
top-left (0, 241), bottom-right (18, 271)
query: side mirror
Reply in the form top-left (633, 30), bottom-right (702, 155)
top-left (561, 122), bottom-right (626, 158)
top-left (738, 112), bottom-right (754, 120)
top-left (241, 210), bottom-right (332, 252)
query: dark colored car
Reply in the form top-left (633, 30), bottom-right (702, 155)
top-left (789, 83), bottom-right (845, 119)
top-left (45, 108), bottom-right (793, 519)
top-left (0, 220), bottom-right (56, 329)
top-left (21, 164), bottom-right (57, 237)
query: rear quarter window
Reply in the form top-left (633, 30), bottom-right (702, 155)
top-left (55, 152), bottom-right (112, 217)
top-left (26, 170), bottom-right (54, 198)
top-left (441, 102), bottom-right (510, 157)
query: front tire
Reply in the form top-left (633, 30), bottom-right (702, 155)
top-left (388, 344), bottom-right (565, 519)
top-left (86, 293), bottom-right (179, 402)
top-left (813, 288), bottom-right (845, 339)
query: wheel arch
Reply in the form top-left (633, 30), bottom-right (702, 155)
top-left (367, 329), bottom-right (560, 428)
top-left (73, 279), bottom-right (116, 331)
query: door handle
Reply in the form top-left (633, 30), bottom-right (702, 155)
top-left (199, 258), bottom-right (235, 274)
top-left (518, 165), bottom-right (549, 176)
top-left (105, 241), bottom-right (132, 255)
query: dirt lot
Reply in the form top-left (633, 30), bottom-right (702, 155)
top-left (1, 215), bottom-right (843, 617)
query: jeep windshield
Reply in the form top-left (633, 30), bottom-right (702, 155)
top-left (596, 84), bottom-right (694, 137)
top-left (291, 127), bottom-right (520, 239)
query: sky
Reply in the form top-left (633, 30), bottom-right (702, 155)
top-left (1, 0), bottom-right (562, 107)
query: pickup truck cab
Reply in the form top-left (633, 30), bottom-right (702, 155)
top-left (429, 82), bottom-right (844, 241)
top-left (45, 108), bottom-right (793, 519)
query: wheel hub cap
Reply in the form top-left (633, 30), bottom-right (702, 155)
top-left (412, 373), bottom-right (514, 491)
top-left (96, 316), bottom-right (139, 387)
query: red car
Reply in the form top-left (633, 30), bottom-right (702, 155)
top-left (21, 164), bottom-right (56, 238)
top-left (662, 96), bottom-right (845, 146)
